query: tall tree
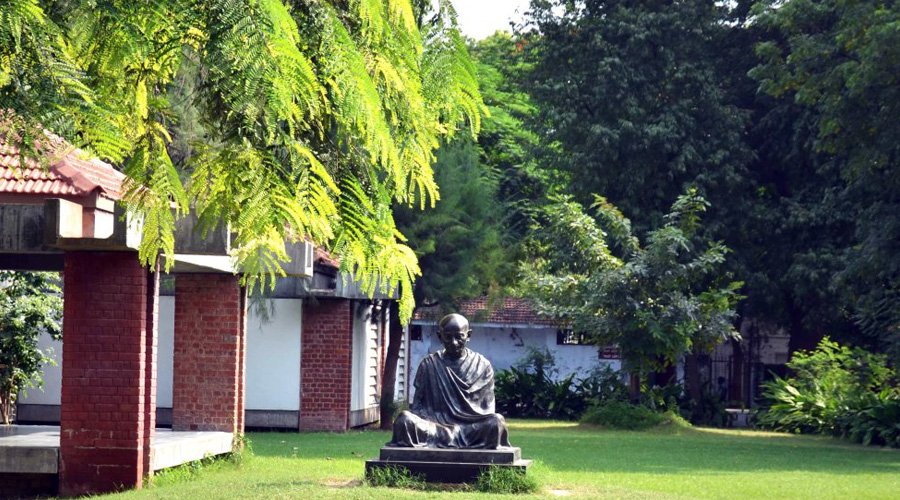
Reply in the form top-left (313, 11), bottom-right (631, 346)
top-left (0, 0), bottom-right (485, 322)
top-left (747, 0), bottom-right (900, 360)
top-left (523, 189), bottom-right (742, 407)
top-left (470, 33), bottom-right (566, 243)
top-left (394, 139), bottom-right (507, 310)
top-left (522, 0), bottom-right (751, 235)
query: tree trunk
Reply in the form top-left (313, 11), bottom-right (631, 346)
top-left (379, 301), bottom-right (405, 430)
top-left (628, 373), bottom-right (641, 403)
top-left (786, 295), bottom-right (822, 362)
top-left (0, 388), bottom-right (11, 425)
top-left (684, 351), bottom-right (702, 413)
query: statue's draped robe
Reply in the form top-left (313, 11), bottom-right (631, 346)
top-left (389, 349), bottom-right (511, 448)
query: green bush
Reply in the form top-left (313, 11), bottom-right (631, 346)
top-left (475, 465), bottom-right (538, 494)
top-left (757, 337), bottom-right (899, 447)
top-left (636, 380), bottom-right (730, 427)
top-left (581, 401), bottom-right (671, 430)
top-left (837, 390), bottom-right (900, 447)
top-left (578, 365), bottom-right (631, 405)
top-left (496, 349), bottom-right (628, 420)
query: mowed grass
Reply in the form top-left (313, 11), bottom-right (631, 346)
top-left (107, 420), bottom-right (900, 499)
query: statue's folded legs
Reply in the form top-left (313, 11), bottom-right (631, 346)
top-left (390, 410), bottom-right (510, 448)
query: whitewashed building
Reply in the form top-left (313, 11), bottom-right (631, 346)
top-left (17, 253), bottom-right (407, 431)
top-left (408, 297), bottom-right (622, 399)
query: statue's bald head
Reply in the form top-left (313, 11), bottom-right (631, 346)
top-left (439, 313), bottom-right (470, 335)
top-left (438, 314), bottom-right (470, 359)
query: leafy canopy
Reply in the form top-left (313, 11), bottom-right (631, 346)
top-left (522, 0), bottom-right (750, 233)
top-left (394, 139), bottom-right (507, 310)
top-left (749, 0), bottom-right (900, 361)
top-left (523, 189), bottom-right (742, 376)
top-left (0, 0), bottom-right (486, 322)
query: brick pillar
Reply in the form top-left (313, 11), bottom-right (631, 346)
top-left (59, 252), bottom-right (152, 496)
top-left (172, 274), bottom-right (246, 433)
top-left (299, 299), bottom-right (352, 431)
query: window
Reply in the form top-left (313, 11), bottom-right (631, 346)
top-left (410, 324), bottom-right (423, 341)
top-left (556, 328), bottom-right (589, 345)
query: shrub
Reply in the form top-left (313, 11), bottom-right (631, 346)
top-left (837, 390), bottom-right (900, 447)
top-left (495, 347), bottom-right (578, 419)
top-left (756, 337), bottom-right (899, 446)
top-left (475, 465), bottom-right (538, 494)
top-left (581, 401), bottom-right (668, 430)
top-left (577, 365), bottom-right (631, 405)
top-left (496, 349), bottom-right (628, 420)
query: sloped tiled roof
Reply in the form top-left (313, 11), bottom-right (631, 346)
top-left (314, 245), bottom-right (340, 269)
top-left (415, 296), bottom-right (558, 326)
top-left (0, 137), bottom-right (125, 200)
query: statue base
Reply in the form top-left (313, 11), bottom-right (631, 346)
top-left (365, 446), bottom-right (532, 483)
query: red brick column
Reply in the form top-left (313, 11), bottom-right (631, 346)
top-left (300, 299), bottom-right (352, 431)
top-left (59, 252), bottom-right (152, 496)
top-left (172, 274), bottom-right (246, 433)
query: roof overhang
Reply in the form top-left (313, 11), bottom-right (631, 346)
top-left (0, 200), bottom-right (315, 278)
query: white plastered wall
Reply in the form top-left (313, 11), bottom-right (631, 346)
top-left (408, 324), bottom-right (622, 400)
top-left (22, 296), bottom-right (304, 413)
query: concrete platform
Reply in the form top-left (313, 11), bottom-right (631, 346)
top-left (151, 429), bottom-right (234, 471)
top-left (0, 425), bottom-right (233, 474)
top-left (0, 426), bottom-right (59, 474)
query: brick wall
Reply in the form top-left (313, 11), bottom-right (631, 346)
top-left (59, 251), bottom-right (153, 496)
top-left (300, 299), bottom-right (352, 431)
top-left (172, 274), bottom-right (246, 433)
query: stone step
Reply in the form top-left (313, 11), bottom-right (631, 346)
top-left (378, 446), bottom-right (521, 464)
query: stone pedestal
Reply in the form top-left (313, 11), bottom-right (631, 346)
top-left (365, 446), bottom-right (532, 483)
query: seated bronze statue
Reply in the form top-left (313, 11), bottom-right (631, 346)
top-left (389, 313), bottom-right (511, 449)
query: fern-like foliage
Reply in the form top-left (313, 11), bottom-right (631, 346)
top-left (0, 0), bottom-right (485, 323)
top-left (333, 173), bottom-right (421, 321)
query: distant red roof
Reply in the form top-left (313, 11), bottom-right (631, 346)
top-left (0, 137), bottom-right (125, 200)
top-left (415, 296), bottom-right (558, 326)
top-left (314, 246), bottom-right (340, 268)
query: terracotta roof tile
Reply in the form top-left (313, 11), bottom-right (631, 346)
top-left (314, 246), bottom-right (340, 268)
top-left (0, 137), bottom-right (125, 200)
top-left (415, 296), bottom-right (558, 326)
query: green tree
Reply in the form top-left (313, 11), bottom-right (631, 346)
top-left (470, 33), bottom-right (566, 242)
top-left (0, 271), bottom-right (62, 424)
top-left (523, 189), bottom-right (742, 406)
top-left (0, 0), bottom-right (485, 322)
top-left (747, 0), bottom-right (900, 360)
top-left (394, 139), bottom-right (507, 310)
top-left (522, 0), bottom-right (750, 234)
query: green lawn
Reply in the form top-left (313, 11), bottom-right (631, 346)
top-left (109, 421), bottom-right (900, 499)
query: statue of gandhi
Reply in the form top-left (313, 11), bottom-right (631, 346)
top-left (388, 313), bottom-right (511, 449)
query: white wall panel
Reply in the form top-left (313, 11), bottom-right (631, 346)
top-left (245, 298), bottom-right (302, 410)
